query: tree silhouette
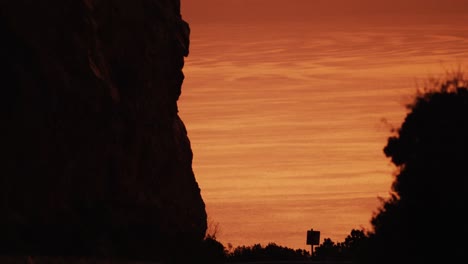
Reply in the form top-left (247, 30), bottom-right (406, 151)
top-left (342, 229), bottom-right (369, 261)
top-left (315, 238), bottom-right (339, 260)
top-left (196, 236), bottom-right (227, 264)
top-left (315, 229), bottom-right (369, 261)
top-left (363, 75), bottom-right (468, 263)
top-left (227, 243), bottom-right (309, 262)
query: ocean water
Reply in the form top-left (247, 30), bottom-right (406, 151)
top-left (178, 21), bottom-right (468, 250)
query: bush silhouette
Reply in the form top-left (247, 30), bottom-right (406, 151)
top-left (196, 236), bottom-right (227, 264)
top-left (227, 243), bottom-right (309, 262)
top-left (315, 229), bottom-right (369, 261)
top-left (363, 74), bottom-right (468, 263)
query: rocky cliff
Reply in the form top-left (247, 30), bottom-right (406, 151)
top-left (0, 0), bottom-right (206, 261)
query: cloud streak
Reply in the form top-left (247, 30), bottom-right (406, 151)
top-left (178, 14), bottom-right (468, 250)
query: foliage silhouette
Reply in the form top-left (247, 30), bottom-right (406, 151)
top-left (315, 238), bottom-right (339, 260)
top-left (226, 243), bottom-right (310, 262)
top-left (361, 74), bottom-right (468, 263)
top-left (195, 236), bottom-right (227, 264)
top-left (314, 229), bottom-right (369, 261)
top-left (193, 219), bottom-right (228, 264)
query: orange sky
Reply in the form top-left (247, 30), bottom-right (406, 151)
top-left (182, 0), bottom-right (468, 23)
top-left (179, 0), bottom-right (468, 251)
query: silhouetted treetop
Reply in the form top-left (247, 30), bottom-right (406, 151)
top-left (385, 77), bottom-right (468, 167)
top-left (383, 76), bottom-right (468, 199)
top-left (315, 229), bottom-right (369, 261)
top-left (365, 74), bottom-right (468, 263)
top-left (227, 243), bottom-right (310, 262)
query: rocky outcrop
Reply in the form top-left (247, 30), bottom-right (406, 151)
top-left (0, 0), bottom-right (206, 261)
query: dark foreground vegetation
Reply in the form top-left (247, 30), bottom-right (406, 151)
top-left (226, 242), bottom-right (310, 262)
top-left (362, 73), bottom-right (468, 263)
top-left (197, 228), bottom-right (365, 263)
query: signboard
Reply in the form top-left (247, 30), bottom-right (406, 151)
top-left (306, 229), bottom-right (320, 245)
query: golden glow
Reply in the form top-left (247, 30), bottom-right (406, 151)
top-left (179, 0), bottom-right (468, 251)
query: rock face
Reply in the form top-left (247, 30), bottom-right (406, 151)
top-left (0, 0), bottom-right (206, 261)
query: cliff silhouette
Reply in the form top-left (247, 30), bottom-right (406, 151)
top-left (0, 0), bottom-right (206, 261)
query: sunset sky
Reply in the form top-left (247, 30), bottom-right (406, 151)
top-left (178, 0), bottom-right (468, 251)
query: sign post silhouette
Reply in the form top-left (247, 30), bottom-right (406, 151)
top-left (306, 229), bottom-right (320, 257)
